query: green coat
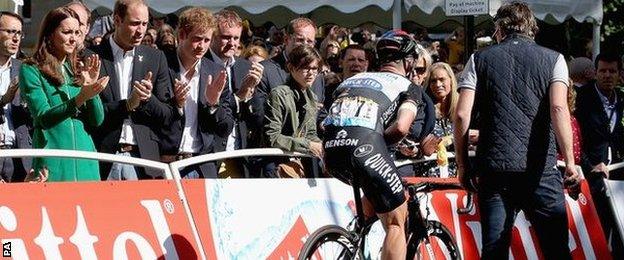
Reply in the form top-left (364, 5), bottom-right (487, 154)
top-left (264, 81), bottom-right (321, 154)
top-left (19, 62), bottom-right (104, 182)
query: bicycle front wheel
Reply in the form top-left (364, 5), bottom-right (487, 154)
top-left (406, 220), bottom-right (461, 260)
top-left (298, 225), bottom-right (362, 260)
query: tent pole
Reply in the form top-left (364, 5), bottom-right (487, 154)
top-left (592, 20), bottom-right (600, 60)
top-left (392, 0), bottom-right (401, 29)
top-left (464, 15), bottom-right (475, 64)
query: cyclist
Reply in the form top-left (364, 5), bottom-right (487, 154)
top-left (322, 30), bottom-right (427, 260)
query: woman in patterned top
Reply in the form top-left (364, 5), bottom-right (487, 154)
top-left (415, 62), bottom-right (459, 177)
top-left (557, 79), bottom-right (582, 164)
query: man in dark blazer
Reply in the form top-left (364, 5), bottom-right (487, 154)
top-left (161, 7), bottom-right (235, 178)
top-left (576, 52), bottom-right (624, 257)
top-left (258, 18), bottom-right (324, 103)
top-left (204, 9), bottom-right (263, 178)
top-left (0, 11), bottom-right (31, 182)
top-left (87, 0), bottom-right (177, 180)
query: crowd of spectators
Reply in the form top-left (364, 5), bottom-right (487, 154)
top-left (1, 0), bottom-right (624, 256)
top-left (0, 0), bottom-right (622, 186)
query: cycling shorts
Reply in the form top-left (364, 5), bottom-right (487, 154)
top-left (323, 126), bottom-right (405, 213)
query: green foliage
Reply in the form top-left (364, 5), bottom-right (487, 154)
top-left (603, 0), bottom-right (624, 48)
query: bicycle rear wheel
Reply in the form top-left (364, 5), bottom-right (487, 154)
top-left (298, 225), bottom-right (362, 260)
top-left (406, 220), bottom-right (461, 260)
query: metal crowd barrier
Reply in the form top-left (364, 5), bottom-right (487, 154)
top-left (2, 148), bottom-right (623, 246)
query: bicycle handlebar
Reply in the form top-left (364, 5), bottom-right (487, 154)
top-left (405, 180), bottom-right (463, 196)
top-left (403, 179), bottom-right (475, 215)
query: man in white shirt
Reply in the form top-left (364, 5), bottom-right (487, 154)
top-left (454, 2), bottom-right (578, 259)
top-left (204, 9), bottom-right (263, 178)
top-left (0, 11), bottom-right (31, 182)
top-left (160, 7), bottom-right (235, 178)
top-left (87, 0), bottom-right (177, 180)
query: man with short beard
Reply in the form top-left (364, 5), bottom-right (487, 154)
top-left (88, 0), bottom-right (177, 180)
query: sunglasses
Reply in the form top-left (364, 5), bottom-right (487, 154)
top-left (414, 67), bottom-right (427, 75)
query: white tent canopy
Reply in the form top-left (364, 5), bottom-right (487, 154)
top-left (405, 0), bottom-right (603, 24)
top-left (84, 0), bottom-right (393, 18)
top-left (84, 0), bottom-right (603, 56)
top-left (85, 0), bottom-right (603, 25)
top-left (403, 0), bottom-right (603, 58)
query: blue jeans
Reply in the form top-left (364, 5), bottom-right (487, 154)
top-left (107, 150), bottom-right (140, 180)
top-left (478, 170), bottom-right (571, 260)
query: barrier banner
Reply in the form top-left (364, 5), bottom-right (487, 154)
top-left (415, 179), bottom-right (611, 260)
top-left (0, 180), bottom-right (200, 259)
top-left (182, 179), bottom-right (356, 260)
top-left (182, 178), bottom-right (611, 260)
top-left (0, 178), bottom-right (611, 259)
top-left (606, 179), bottom-right (624, 247)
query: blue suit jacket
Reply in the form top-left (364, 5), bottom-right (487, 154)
top-left (0, 58), bottom-right (32, 178)
top-left (162, 50), bottom-right (235, 155)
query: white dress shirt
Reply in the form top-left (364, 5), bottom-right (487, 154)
top-left (0, 59), bottom-right (15, 146)
top-left (210, 50), bottom-right (239, 151)
top-left (110, 37), bottom-right (137, 145)
top-left (178, 57), bottom-right (202, 153)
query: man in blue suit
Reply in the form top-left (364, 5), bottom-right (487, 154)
top-left (161, 7), bottom-right (235, 178)
top-left (204, 9), bottom-right (263, 178)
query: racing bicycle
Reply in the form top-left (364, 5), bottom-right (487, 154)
top-left (298, 177), bottom-right (472, 260)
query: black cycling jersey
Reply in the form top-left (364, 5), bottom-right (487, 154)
top-left (322, 72), bottom-right (425, 213)
top-left (322, 72), bottom-right (424, 134)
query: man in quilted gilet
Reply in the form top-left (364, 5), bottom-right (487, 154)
top-left (453, 1), bottom-right (580, 259)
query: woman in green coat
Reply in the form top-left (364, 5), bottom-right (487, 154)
top-left (19, 7), bottom-right (109, 182)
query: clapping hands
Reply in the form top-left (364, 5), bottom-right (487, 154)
top-left (23, 167), bottom-right (49, 183)
top-left (237, 62), bottom-right (263, 101)
top-left (127, 71), bottom-right (153, 111)
top-left (76, 54), bottom-right (109, 107)
top-left (205, 70), bottom-right (227, 107)
top-left (0, 77), bottom-right (19, 106)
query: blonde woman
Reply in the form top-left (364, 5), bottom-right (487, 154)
top-left (415, 62), bottom-right (459, 177)
top-left (411, 44), bottom-right (433, 86)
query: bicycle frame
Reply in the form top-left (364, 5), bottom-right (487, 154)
top-left (348, 174), bottom-right (379, 257)
top-left (346, 176), bottom-right (467, 259)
